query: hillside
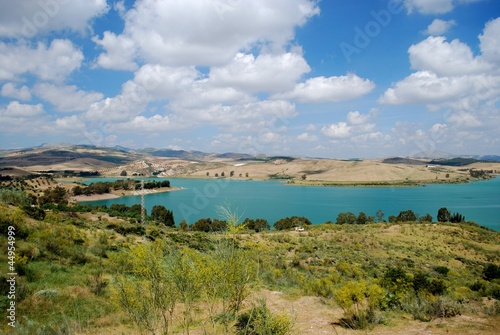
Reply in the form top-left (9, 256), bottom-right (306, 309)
top-left (1, 146), bottom-right (499, 185)
top-left (0, 195), bottom-right (499, 334)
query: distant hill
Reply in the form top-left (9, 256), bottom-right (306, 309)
top-left (429, 158), bottom-right (480, 166)
top-left (480, 155), bottom-right (500, 162)
top-left (382, 157), bottom-right (427, 165)
top-left (0, 146), bottom-right (134, 169)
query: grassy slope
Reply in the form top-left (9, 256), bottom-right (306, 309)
top-left (1, 205), bottom-right (499, 334)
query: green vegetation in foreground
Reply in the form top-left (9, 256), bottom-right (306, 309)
top-left (0, 189), bottom-right (499, 334)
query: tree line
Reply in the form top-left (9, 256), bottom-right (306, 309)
top-left (73, 179), bottom-right (171, 196)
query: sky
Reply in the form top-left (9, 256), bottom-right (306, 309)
top-left (0, 0), bottom-right (499, 158)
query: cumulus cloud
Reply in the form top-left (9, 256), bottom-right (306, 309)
top-left (0, 102), bottom-right (49, 135)
top-left (0, 39), bottom-right (83, 82)
top-left (275, 74), bottom-right (375, 103)
top-left (409, 36), bottom-right (490, 76)
top-left (321, 122), bottom-right (351, 138)
top-left (0, 101), bottom-right (44, 117)
top-left (380, 17), bottom-right (500, 106)
top-left (0, 0), bottom-right (108, 38)
top-left (34, 83), bottom-right (103, 112)
top-left (347, 111), bottom-right (370, 125)
top-left (297, 132), bottom-right (318, 142)
top-left (425, 19), bottom-right (456, 35)
top-left (209, 52), bottom-right (310, 94)
top-left (94, 0), bottom-right (319, 68)
top-left (479, 17), bottom-right (500, 65)
top-left (92, 32), bottom-right (138, 71)
top-left (379, 71), bottom-right (471, 104)
top-left (1, 83), bottom-right (31, 101)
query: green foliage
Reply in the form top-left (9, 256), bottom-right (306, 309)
top-left (396, 209), bottom-right (417, 222)
top-left (151, 205), bottom-right (175, 227)
top-left (419, 213), bottom-right (433, 223)
top-left (243, 218), bottom-right (270, 232)
top-left (450, 212), bottom-right (465, 223)
top-left (333, 281), bottom-right (385, 329)
top-left (38, 186), bottom-right (68, 205)
top-left (274, 216), bottom-right (312, 230)
top-left (403, 296), bottom-right (463, 322)
top-left (191, 217), bottom-right (227, 232)
top-left (336, 212), bottom-right (357, 225)
top-left (484, 263), bottom-right (500, 281)
top-left (0, 188), bottom-right (32, 207)
top-left (236, 299), bottom-right (294, 335)
top-left (437, 207), bottom-right (450, 222)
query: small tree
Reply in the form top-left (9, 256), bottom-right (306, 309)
top-left (449, 212), bottom-right (465, 223)
top-left (419, 213), bottom-right (433, 223)
top-left (120, 170), bottom-right (127, 176)
top-left (437, 207), bottom-right (450, 222)
top-left (356, 212), bottom-right (368, 225)
top-left (396, 209), bottom-right (417, 222)
top-left (376, 210), bottom-right (385, 222)
top-left (336, 212), bottom-right (357, 225)
top-left (151, 205), bottom-right (175, 227)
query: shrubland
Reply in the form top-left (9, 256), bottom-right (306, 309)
top-left (0, 189), bottom-right (499, 334)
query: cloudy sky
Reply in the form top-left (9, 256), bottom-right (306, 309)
top-left (0, 0), bottom-right (499, 158)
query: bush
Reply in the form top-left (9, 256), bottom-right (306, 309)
top-left (484, 264), bottom-right (500, 281)
top-left (333, 281), bottom-right (385, 330)
top-left (274, 216), bottom-right (312, 230)
top-left (339, 308), bottom-right (383, 330)
top-left (236, 299), bottom-right (294, 335)
top-left (404, 295), bottom-right (462, 321)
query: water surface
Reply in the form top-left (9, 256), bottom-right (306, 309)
top-left (81, 177), bottom-right (500, 231)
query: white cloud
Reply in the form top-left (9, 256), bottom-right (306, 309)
top-left (321, 122), bottom-right (351, 138)
top-left (429, 123), bottom-right (448, 137)
top-left (276, 74), bottom-right (375, 103)
top-left (55, 115), bottom-right (86, 132)
top-left (379, 71), bottom-right (471, 104)
top-left (409, 36), bottom-right (490, 76)
top-left (209, 52), bottom-right (310, 93)
top-left (0, 39), bottom-right (83, 82)
top-left (381, 18), bottom-right (500, 108)
top-left (347, 111), bottom-right (370, 125)
top-left (115, 115), bottom-right (174, 133)
top-left (1, 83), bottom-right (31, 101)
top-left (92, 32), bottom-right (137, 71)
top-left (34, 83), bottom-right (103, 112)
top-left (479, 17), bottom-right (500, 65)
top-left (446, 111), bottom-right (482, 128)
top-left (94, 0), bottom-right (319, 68)
top-left (297, 132), bottom-right (318, 142)
top-left (0, 0), bottom-right (108, 38)
top-left (0, 101), bottom-right (44, 117)
top-left (179, 100), bottom-right (297, 130)
top-left (425, 19), bottom-right (456, 35)
top-left (0, 101), bottom-right (50, 135)
top-left (404, 0), bottom-right (454, 14)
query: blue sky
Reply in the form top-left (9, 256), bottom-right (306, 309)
top-left (0, 0), bottom-right (499, 158)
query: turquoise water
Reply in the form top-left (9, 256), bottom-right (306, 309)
top-left (81, 177), bottom-right (500, 231)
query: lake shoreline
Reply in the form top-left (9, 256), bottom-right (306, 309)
top-left (71, 186), bottom-right (182, 203)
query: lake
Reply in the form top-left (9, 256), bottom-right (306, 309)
top-left (81, 177), bottom-right (500, 231)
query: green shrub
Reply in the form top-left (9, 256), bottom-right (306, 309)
top-left (236, 299), bottom-right (294, 335)
top-left (403, 295), bottom-right (462, 321)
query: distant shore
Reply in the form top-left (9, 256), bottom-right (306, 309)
top-left (71, 186), bottom-right (182, 203)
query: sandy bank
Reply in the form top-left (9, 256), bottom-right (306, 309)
top-left (71, 186), bottom-right (182, 203)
